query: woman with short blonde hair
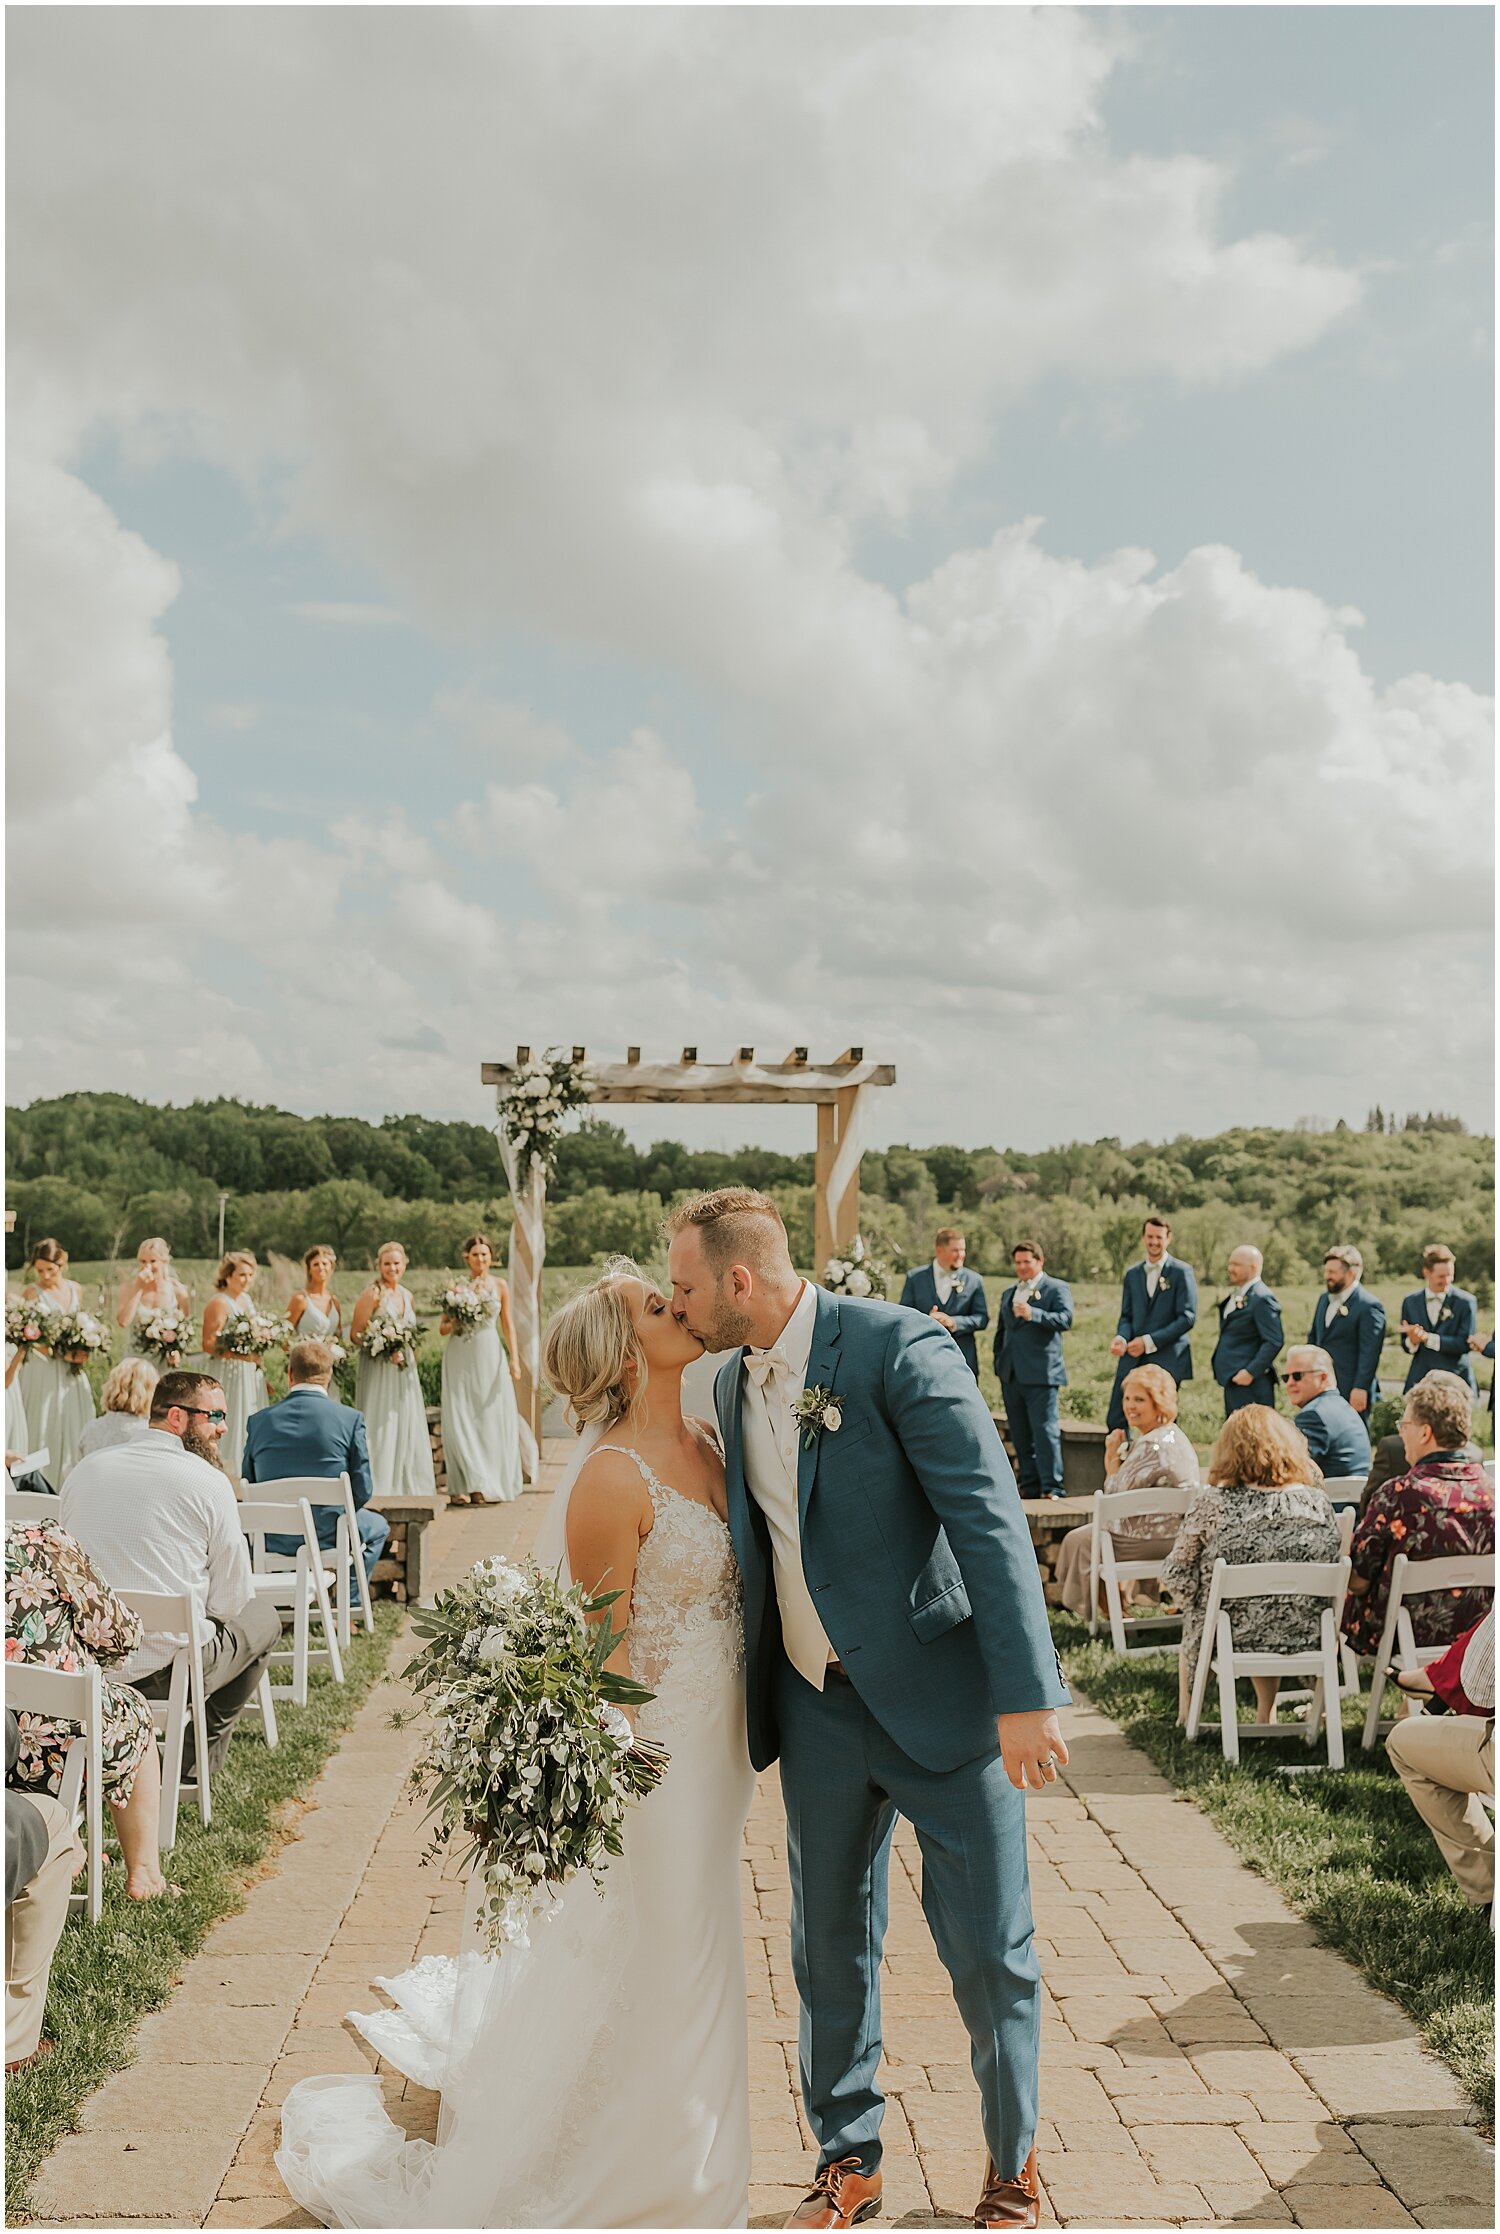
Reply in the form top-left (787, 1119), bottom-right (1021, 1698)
top-left (64, 1358), bottom-right (160, 1479)
top-left (1054, 1364), bottom-right (1199, 1618)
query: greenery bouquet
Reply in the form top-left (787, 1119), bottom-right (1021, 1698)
top-left (395, 1554), bottom-right (669, 1954)
top-left (133, 1307), bottom-right (196, 1367)
top-left (47, 1309), bottom-right (112, 1373)
top-left (441, 1281), bottom-right (491, 1333)
top-left (4, 1301), bottom-right (49, 1356)
top-left (357, 1309), bottom-right (419, 1368)
top-left (216, 1309), bottom-right (292, 1361)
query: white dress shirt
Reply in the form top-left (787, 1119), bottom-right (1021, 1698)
top-left (1138, 1255), bottom-right (1166, 1352)
top-left (1325, 1280), bottom-right (1360, 1324)
top-left (1422, 1288), bottom-right (1448, 1347)
top-left (933, 1259), bottom-right (960, 1306)
top-left (741, 1280), bottom-right (834, 1689)
top-left (1461, 1611), bottom-right (1495, 1714)
top-left (60, 1429), bottom-right (256, 1680)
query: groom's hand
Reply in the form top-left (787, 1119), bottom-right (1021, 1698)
top-left (996, 1709), bottom-right (1069, 1792)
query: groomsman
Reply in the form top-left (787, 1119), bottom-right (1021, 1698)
top-left (1211, 1245), bottom-right (1284, 1415)
top-left (1106, 1216), bottom-right (1197, 1431)
top-left (899, 1227), bottom-right (990, 1379)
top-left (1401, 1246), bottom-right (1479, 1391)
top-left (1308, 1245), bottom-right (1386, 1417)
top-left (994, 1241), bottom-right (1073, 1499)
top-left (1285, 1347), bottom-right (1373, 1479)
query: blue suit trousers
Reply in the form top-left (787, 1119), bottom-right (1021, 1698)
top-left (777, 1658), bottom-right (1039, 2182)
top-left (1002, 1375), bottom-right (1064, 1496)
top-left (1223, 1374), bottom-right (1277, 1416)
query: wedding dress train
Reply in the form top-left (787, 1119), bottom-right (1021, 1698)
top-left (277, 1429), bottom-right (756, 2228)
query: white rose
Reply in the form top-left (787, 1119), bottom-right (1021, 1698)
top-left (477, 1628), bottom-right (508, 1662)
top-left (846, 1270), bottom-right (872, 1297)
top-left (827, 1260), bottom-right (848, 1283)
top-left (823, 1405), bottom-right (843, 1431)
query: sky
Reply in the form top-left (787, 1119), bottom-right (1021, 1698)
top-left (7, 6), bottom-right (1494, 1155)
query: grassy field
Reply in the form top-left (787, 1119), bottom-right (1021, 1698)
top-left (47, 1260), bottom-right (1497, 1454)
top-left (4, 1606), bottom-right (404, 2218)
top-left (1054, 1615), bottom-right (1496, 2125)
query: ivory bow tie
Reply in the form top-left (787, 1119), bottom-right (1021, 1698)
top-left (744, 1347), bottom-right (791, 1387)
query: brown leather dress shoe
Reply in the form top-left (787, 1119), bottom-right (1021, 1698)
top-left (784, 2155), bottom-right (883, 2228)
top-left (974, 2146), bottom-right (1040, 2229)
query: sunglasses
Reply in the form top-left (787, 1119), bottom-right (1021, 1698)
top-left (1284, 1371), bottom-right (1319, 1383)
top-left (178, 1406), bottom-right (228, 1426)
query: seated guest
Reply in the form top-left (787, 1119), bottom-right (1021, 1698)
top-left (5, 1516), bottom-right (171, 1900)
top-left (243, 1340), bottom-right (389, 1583)
top-left (1211, 1246), bottom-right (1284, 1415)
top-left (1055, 1364), bottom-right (1199, 1618)
top-left (1401, 1246), bottom-right (1478, 1391)
top-left (993, 1241), bottom-right (1073, 1499)
top-left (6, 1709), bottom-right (85, 2071)
top-left (66, 1358), bottom-right (159, 1478)
top-left (1162, 1405), bottom-right (1339, 1725)
top-left (899, 1228), bottom-right (989, 1380)
top-left (1386, 1611), bottom-right (1494, 1914)
top-left (1309, 1246), bottom-right (1386, 1416)
top-left (1285, 1347), bottom-right (1372, 1480)
top-left (61, 1370), bottom-right (281, 1783)
top-left (1343, 1373), bottom-right (1494, 1659)
top-left (1107, 1218), bottom-right (1197, 1431)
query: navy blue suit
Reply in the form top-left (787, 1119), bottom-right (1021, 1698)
top-left (1309, 1285), bottom-right (1386, 1409)
top-left (1212, 1281), bottom-right (1283, 1414)
top-left (1401, 1287), bottom-right (1479, 1391)
top-left (1106, 1255), bottom-right (1197, 1431)
top-left (898, 1264), bottom-right (990, 1378)
top-left (243, 1385), bottom-right (389, 1580)
top-left (1293, 1389), bottom-right (1372, 1481)
top-left (993, 1276), bottom-right (1073, 1497)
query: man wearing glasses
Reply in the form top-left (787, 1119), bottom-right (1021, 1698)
top-left (61, 1370), bottom-right (281, 1781)
top-left (1284, 1346), bottom-right (1373, 1481)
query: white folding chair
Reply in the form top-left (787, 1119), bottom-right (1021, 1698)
top-left (7, 1661), bottom-right (105, 1920)
top-left (116, 1589), bottom-right (212, 1849)
top-left (1360, 1550), bottom-right (1495, 1750)
top-left (239, 1497), bottom-right (344, 1704)
top-left (6, 1490), bottom-right (62, 1523)
top-left (1185, 1555), bottom-right (1352, 1770)
top-left (1321, 1475), bottom-right (1367, 1509)
top-left (252, 1473), bottom-right (372, 1647)
top-left (1087, 1483), bottom-right (1196, 1655)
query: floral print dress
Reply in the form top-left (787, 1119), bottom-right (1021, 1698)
top-left (5, 1519), bottom-right (155, 1801)
top-left (1343, 1455), bottom-right (1494, 1657)
top-left (1162, 1484), bottom-right (1342, 1676)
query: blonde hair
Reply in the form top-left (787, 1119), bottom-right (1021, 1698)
top-left (1121, 1363), bottom-right (1179, 1421)
top-left (376, 1240), bottom-right (408, 1267)
top-left (214, 1250), bottom-right (257, 1290)
top-left (661, 1188), bottom-right (788, 1277)
top-left (101, 1358), bottom-right (159, 1417)
top-left (137, 1237), bottom-right (172, 1265)
top-left (543, 1258), bottom-right (649, 1431)
top-left (1404, 1371), bottom-right (1473, 1451)
top-left (1207, 1404), bottom-right (1322, 1491)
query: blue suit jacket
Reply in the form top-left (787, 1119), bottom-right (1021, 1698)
top-left (1115, 1256), bottom-right (1197, 1383)
top-left (1294, 1389), bottom-right (1372, 1479)
top-left (1211, 1282), bottom-right (1283, 1388)
top-left (1401, 1287), bottom-right (1478, 1389)
top-left (898, 1265), bottom-right (990, 1375)
top-left (993, 1277), bottom-right (1072, 1389)
top-left (1309, 1286), bottom-right (1386, 1403)
top-left (242, 1387), bottom-right (376, 1550)
top-left (714, 1289), bottom-right (1066, 1775)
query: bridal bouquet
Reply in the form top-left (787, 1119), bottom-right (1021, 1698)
top-left (823, 1234), bottom-right (890, 1300)
top-left (4, 1302), bottom-right (49, 1355)
top-left (441, 1282), bottom-right (490, 1334)
top-left (357, 1310), bottom-right (419, 1368)
top-left (396, 1554), bottom-right (669, 1954)
top-left (216, 1309), bottom-right (292, 1361)
top-left (133, 1308), bottom-right (196, 1367)
top-left (47, 1310), bottom-right (112, 1373)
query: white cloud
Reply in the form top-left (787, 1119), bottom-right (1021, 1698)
top-left (288, 602), bottom-right (407, 627)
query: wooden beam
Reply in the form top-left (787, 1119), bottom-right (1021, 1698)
top-left (786, 1046), bottom-right (808, 1067)
top-left (835, 1047), bottom-right (863, 1065)
top-left (571, 1045), bottom-right (587, 1064)
top-left (682, 1046), bottom-right (697, 1064)
top-left (482, 1057), bottom-right (896, 1103)
top-left (626, 1046), bottom-right (641, 1064)
top-left (736, 1046), bottom-right (754, 1063)
top-left (515, 1044), bottom-right (531, 1064)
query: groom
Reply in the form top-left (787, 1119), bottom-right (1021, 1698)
top-left (668, 1190), bottom-right (1067, 2232)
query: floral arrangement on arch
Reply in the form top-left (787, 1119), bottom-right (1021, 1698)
top-left (498, 1050), bottom-right (594, 1177)
top-left (822, 1234), bottom-right (890, 1301)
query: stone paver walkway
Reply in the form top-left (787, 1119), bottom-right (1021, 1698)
top-left (27, 1457), bottom-right (1493, 2230)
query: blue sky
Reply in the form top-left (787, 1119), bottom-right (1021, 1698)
top-left (9, 7), bottom-right (1493, 1150)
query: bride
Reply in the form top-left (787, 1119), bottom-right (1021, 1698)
top-left (277, 1259), bottom-right (756, 2229)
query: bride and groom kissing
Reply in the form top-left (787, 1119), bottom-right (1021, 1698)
top-left (278, 1188), bottom-right (1069, 2231)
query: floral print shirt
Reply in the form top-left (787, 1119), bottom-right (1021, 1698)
top-left (5, 1518), bottom-right (154, 1799)
top-left (1343, 1454), bottom-right (1494, 1656)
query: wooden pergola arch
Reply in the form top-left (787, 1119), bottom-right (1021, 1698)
top-left (482, 1044), bottom-right (897, 1448)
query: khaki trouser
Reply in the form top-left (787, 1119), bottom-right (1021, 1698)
top-left (1386, 1713), bottom-right (1495, 1909)
top-left (6, 1794), bottom-right (83, 2062)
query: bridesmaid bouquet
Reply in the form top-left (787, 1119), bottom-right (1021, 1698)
top-left (441, 1282), bottom-right (490, 1333)
top-left (47, 1310), bottom-right (112, 1373)
top-left (134, 1307), bottom-right (196, 1367)
top-left (4, 1302), bottom-right (49, 1354)
top-left (822, 1234), bottom-right (890, 1300)
top-left (357, 1310), bottom-right (418, 1369)
top-left (217, 1309), bottom-right (292, 1361)
top-left (394, 1554), bottom-right (669, 1955)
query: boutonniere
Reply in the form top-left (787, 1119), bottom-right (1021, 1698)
top-left (1441, 1307), bottom-right (1453, 1323)
top-left (791, 1385), bottom-right (843, 1447)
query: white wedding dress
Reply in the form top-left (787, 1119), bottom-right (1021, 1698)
top-left (277, 1426), bottom-right (756, 2228)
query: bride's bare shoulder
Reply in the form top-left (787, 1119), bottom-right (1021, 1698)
top-left (686, 1414), bottom-right (724, 1456)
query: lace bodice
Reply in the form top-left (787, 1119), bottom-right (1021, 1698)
top-left (593, 1444), bottom-right (744, 1741)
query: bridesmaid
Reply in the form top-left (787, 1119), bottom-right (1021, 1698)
top-left (6, 1340), bottom-right (30, 1461)
top-left (201, 1251), bottom-right (269, 1480)
top-left (351, 1242), bottom-right (436, 1498)
top-left (116, 1237), bottom-right (190, 1349)
top-left (22, 1240), bottom-right (97, 1479)
top-left (440, 1232), bottom-right (523, 1505)
top-left (290, 1245), bottom-right (343, 1350)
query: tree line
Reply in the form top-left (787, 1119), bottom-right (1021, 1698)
top-left (5, 1093), bottom-right (1493, 1298)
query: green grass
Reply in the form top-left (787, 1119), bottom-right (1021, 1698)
top-left (4, 1605), bottom-right (404, 2218)
top-left (1053, 1612), bottom-right (1496, 2124)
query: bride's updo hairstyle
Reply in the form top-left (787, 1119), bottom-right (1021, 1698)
top-left (543, 1257), bottom-right (649, 1433)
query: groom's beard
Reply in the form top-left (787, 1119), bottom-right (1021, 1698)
top-left (184, 1427), bottom-right (226, 1468)
top-left (691, 1299), bottom-right (757, 1354)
